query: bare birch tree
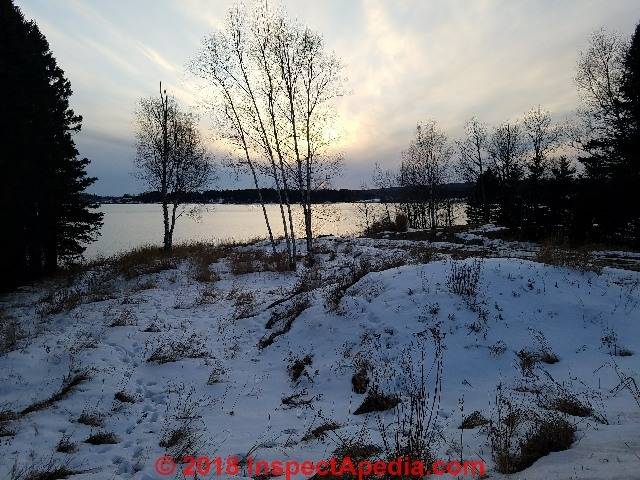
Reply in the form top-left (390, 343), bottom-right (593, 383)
top-left (399, 120), bottom-right (452, 230)
top-left (489, 121), bottom-right (525, 185)
top-left (522, 106), bottom-right (561, 180)
top-left (134, 83), bottom-right (212, 252)
top-left (190, 4), bottom-right (344, 266)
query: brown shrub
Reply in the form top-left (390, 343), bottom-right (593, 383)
top-left (302, 421), bottom-right (341, 442)
top-left (288, 355), bottom-right (313, 383)
top-left (229, 250), bottom-right (290, 275)
top-left (85, 431), bottom-right (119, 445)
top-left (459, 410), bottom-right (489, 429)
top-left (353, 386), bottom-right (399, 415)
top-left (21, 369), bottom-right (91, 415)
top-left (351, 359), bottom-right (370, 394)
top-left (536, 245), bottom-right (602, 274)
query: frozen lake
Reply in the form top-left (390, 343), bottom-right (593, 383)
top-left (84, 202), bottom-right (466, 259)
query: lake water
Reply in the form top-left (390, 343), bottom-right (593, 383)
top-left (84, 202), bottom-right (466, 259)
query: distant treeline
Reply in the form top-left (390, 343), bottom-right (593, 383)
top-left (91, 183), bottom-right (473, 204)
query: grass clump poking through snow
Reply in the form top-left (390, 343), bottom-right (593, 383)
top-left (301, 421), bottom-right (341, 442)
top-left (56, 434), bottom-right (77, 454)
top-left (459, 410), bottom-right (489, 429)
top-left (326, 256), bottom-right (406, 312)
top-left (77, 411), bottom-right (104, 427)
top-left (378, 333), bottom-right (444, 465)
top-left (446, 259), bottom-right (482, 297)
top-left (489, 385), bottom-right (576, 474)
top-left (0, 313), bottom-right (20, 355)
top-left (228, 250), bottom-right (290, 274)
top-left (259, 295), bottom-right (310, 349)
top-left (332, 439), bottom-right (382, 461)
top-left (351, 357), bottom-right (370, 394)
top-left (353, 386), bottom-right (399, 415)
top-left (287, 354), bottom-right (313, 383)
top-left (535, 244), bottom-right (602, 274)
top-left (18, 461), bottom-right (81, 480)
top-left (147, 333), bottom-right (208, 364)
top-left (85, 431), bottom-right (119, 445)
top-left (159, 388), bottom-right (207, 460)
top-left (21, 369), bottom-right (91, 415)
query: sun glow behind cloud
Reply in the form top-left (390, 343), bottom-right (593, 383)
top-left (15, 0), bottom-right (640, 195)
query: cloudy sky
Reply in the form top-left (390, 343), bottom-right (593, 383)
top-left (17, 0), bottom-right (640, 195)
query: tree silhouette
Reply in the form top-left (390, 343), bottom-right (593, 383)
top-left (0, 0), bottom-right (102, 289)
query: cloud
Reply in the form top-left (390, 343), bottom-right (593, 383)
top-left (14, 0), bottom-right (640, 194)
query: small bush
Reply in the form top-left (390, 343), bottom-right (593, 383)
top-left (147, 334), bottom-right (208, 364)
top-left (109, 309), bottom-right (137, 327)
top-left (333, 440), bottom-right (382, 461)
top-left (21, 369), bottom-right (91, 415)
top-left (85, 431), bottom-right (119, 445)
top-left (394, 213), bottom-right (408, 232)
top-left (516, 349), bottom-right (540, 377)
top-left (514, 416), bottom-right (575, 472)
top-left (114, 390), bottom-right (137, 403)
top-left (302, 421), bottom-right (341, 442)
top-left (353, 386), bottom-right (399, 415)
top-left (56, 434), bottom-right (77, 454)
top-left (351, 358), bottom-right (370, 394)
top-left (288, 355), bottom-right (313, 383)
top-left (459, 410), bottom-right (489, 429)
top-left (536, 245), bottom-right (601, 274)
top-left (77, 412), bottom-right (104, 427)
top-left (229, 250), bottom-right (290, 275)
top-left (447, 259), bottom-right (482, 298)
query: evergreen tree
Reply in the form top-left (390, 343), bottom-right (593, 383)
top-left (621, 21), bottom-right (640, 180)
top-left (0, 0), bottom-right (102, 289)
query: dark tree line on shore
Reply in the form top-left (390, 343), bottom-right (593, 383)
top-left (1, 1), bottom-right (102, 290)
top-left (469, 23), bottom-right (640, 247)
top-left (368, 22), bottom-right (640, 248)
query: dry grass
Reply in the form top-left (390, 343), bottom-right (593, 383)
top-left (353, 386), bottom-right (399, 415)
top-left (259, 295), bottom-right (310, 349)
top-left (109, 309), bottom-right (137, 327)
top-left (56, 434), bottom-right (77, 454)
top-left (114, 390), bottom-right (137, 403)
top-left (147, 334), bottom-right (209, 364)
top-left (332, 440), bottom-right (382, 461)
top-left (325, 256), bottom-right (406, 312)
top-left (459, 410), bottom-right (489, 429)
top-left (85, 431), bottom-right (119, 445)
top-left (20, 462), bottom-right (80, 480)
top-left (351, 358), bottom-right (370, 394)
top-left (447, 259), bottom-right (483, 297)
top-left (77, 411), bottom-right (104, 427)
top-left (228, 250), bottom-right (290, 275)
top-left (536, 244), bottom-right (602, 274)
top-left (288, 354), bottom-right (313, 383)
top-left (511, 416), bottom-right (575, 473)
top-left (489, 386), bottom-right (576, 474)
top-left (88, 241), bottom-right (240, 281)
top-left (0, 312), bottom-right (20, 355)
top-left (21, 369), bottom-right (91, 415)
top-left (302, 421), bottom-right (341, 442)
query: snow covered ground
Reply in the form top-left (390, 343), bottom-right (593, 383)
top-left (1, 233), bottom-right (640, 479)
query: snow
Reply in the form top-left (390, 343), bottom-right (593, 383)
top-left (1, 236), bottom-right (640, 479)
